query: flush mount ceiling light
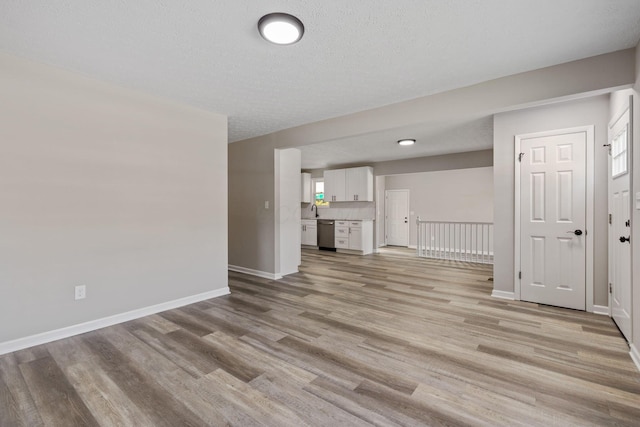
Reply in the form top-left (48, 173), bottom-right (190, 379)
top-left (397, 139), bottom-right (416, 146)
top-left (258, 13), bottom-right (304, 45)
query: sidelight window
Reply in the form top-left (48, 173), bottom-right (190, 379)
top-left (611, 126), bottom-right (628, 178)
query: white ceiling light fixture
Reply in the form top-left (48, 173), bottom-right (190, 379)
top-left (397, 139), bottom-right (416, 146)
top-left (258, 13), bottom-right (305, 45)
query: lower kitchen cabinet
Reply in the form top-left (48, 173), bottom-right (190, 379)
top-left (334, 220), bottom-right (373, 255)
top-left (301, 220), bottom-right (317, 246)
top-left (349, 226), bottom-right (362, 250)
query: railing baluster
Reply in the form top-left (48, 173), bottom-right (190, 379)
top-left (437, 223), bottom-right (440, 259)
top-left (481, 224), bottom-right (485, 264)
top-left (463, 223), bottom-right (467, 262)
top-left (416, 217), bottom-right (420, 256)
top-left (457, 223), bottom-right (459, 261)
top-left (429, 223), bottom-right (432, 258)
top-left (415, 220), bottom-right (493, 265)
top-left (474, 224), bottom-right (478, 263)
top-left (446, 223), bottom-right (449, 260)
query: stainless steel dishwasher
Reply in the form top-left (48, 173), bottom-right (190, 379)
top-left (317, 219), bottom-right (335, 250)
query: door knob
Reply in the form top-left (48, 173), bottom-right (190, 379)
top-left (567, 229), bottom-right (583, 236)
top-left (619, 236), bottom-right (630, 243)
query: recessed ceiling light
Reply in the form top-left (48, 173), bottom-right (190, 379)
top-left (397, 139), bottom-right (416, 146)
top-left (258, 13), bottom-right (304, 45)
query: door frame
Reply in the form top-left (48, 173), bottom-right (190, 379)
top-left (608, 96), bottom-right (633, 336)
top-left (385, 189), bottom-right (410, 247)
top-left (514, 125), bottom-right (595, 312)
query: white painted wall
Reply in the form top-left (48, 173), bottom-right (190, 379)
top-left (275, 149), bottom-right (301, 276)
top-left (493, 95), bottom-right (610, 306)
top-left (376, 175), bottom-right (386, 247)
top-left (0, 53), bottom-right (228, 345)
top-left (385, 167), bottom-right (494, 247)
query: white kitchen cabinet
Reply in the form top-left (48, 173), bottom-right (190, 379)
top-left (346, 167), bottom-right (374, 201)
top-left (334, 220), bottom-right (373, 254)
top-left (335, 236), bottom-right (349, 249)
top-left (301, 220), bottom-right (317, 246)
top-left (335, 223), bottom-right (349, 238)
top-left (301, 173), bottom-right (312, 203)
top-left (324, 166), bottom-right (373, 202)
top-left (349, 225), bottom-right (363, 250)
top-left (323, 169), bottom-right (346, 202)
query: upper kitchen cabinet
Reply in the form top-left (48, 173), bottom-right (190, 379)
top-left (346, 166), bottom-right (373, 201)
top-left (301, 172), bottom-right (312, 203)
top-left (324, 169), bottom-right (346, 202)
top-left (324, 166), bottom-right (373, 202)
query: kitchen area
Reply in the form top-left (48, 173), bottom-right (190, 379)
top-left (300, 166), bottom-right (375, 255)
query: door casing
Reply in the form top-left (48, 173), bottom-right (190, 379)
top-left (514, 125), bottom-right (595, 312)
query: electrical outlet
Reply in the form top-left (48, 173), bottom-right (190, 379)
top-left (75, 285), bottom-right (86, 300)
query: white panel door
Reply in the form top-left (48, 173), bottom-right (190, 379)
top-left (608, 105), bottom-right (632, 341)
top-left (520, 131), bottom-right (586, 310)
top-left (385, 190), bottom-right (409, 246)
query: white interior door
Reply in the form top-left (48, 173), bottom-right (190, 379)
top-left (385, 190), bottom-right (409, 246)
top-left (609, 103), bottom-right (632, 341)
top-left (519, 130), bottom-right (587, 310)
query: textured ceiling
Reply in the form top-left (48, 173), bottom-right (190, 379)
top-left (1, 1), bottom-right (639, 154)
top-left (299, 117), bottom-right (495, 169)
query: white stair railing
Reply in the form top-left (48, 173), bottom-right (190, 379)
top-left (416, 217), bottom-right (494, 264)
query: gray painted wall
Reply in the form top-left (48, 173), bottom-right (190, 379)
top-left (0, 53), bottom-right (228, 344)
top-left (304, 150), bottom-right (493, 178)
top-left (385, 167), bottom-right (493, 247)
top-left (493, 95), bottom-right (610, 306)
top-left (372, 150), bottom-right (493, 176)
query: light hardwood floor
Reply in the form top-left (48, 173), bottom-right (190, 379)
top-left (1, 248), bottom-right (639, 426)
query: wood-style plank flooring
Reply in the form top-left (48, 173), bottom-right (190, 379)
top-left (1, 248), bottom-right (639, 426)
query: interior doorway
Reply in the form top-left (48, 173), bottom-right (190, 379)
top-left (385, 189), bottom-right (410, 246)
top-left (515, 126), bottom-right (594, 311)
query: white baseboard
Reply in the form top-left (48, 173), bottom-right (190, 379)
top-left (630, 343), bottom-right (640, 373)
top-left (336, 249), bottom-right (373, 256)
top-left (408, 245), bottom-right (417, 249)
top-left (276, 268), bottom-right (299, 278)
top-left (0, 287), bottom-right (230, 356)
top-left (228, 264), bottom-right (282, 280)
top-left (592, 305), bottom-right (610, 316)
top-left (491, 290), bottom-right (516, 300)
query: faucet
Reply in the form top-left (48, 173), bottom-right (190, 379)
top-left (310, 204), bottom-right (319, 218)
